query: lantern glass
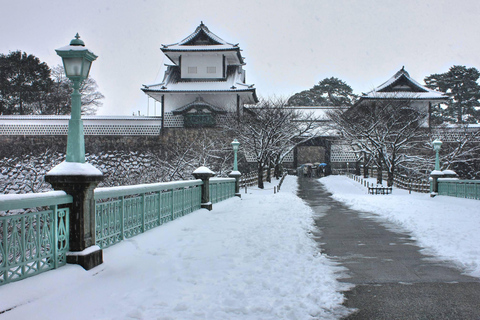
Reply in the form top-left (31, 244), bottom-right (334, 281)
top-left (432, 140), bottom-right (442, 152)
top-left (82, 59), bottom-right (92, 78)
top-left (231, 140), bottom-right (240, 151)
top-left (63, 57), bottom-right (83, 77)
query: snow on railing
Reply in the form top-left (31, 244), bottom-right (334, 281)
top-left (210, 178), bottom-right (236, 204)
top-left (94, 180), bottom-right (203, 249)
top-left (0, 191), bottom-right (72, 286)
top-left (0, 176), bottom-right (238, 285)
top-left (438, 180), bottom-right (480, 200)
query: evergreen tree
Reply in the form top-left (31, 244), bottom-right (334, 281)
top-left (424, 65), bottom-right (480, 124)
top-left (0, 51), bottom-right (52, 115)
top-left (0, 52), bottom-right (104, 115)
top-left (288, 77), bottom-right (357, 106)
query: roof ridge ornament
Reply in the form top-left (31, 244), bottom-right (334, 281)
top-left (395, 66), bottom-right (409, 78)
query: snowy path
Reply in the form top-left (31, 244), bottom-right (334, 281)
top-left (0, 176), bottom-right (350, 320)
top-left (299, 176), bottom-right (480, 319)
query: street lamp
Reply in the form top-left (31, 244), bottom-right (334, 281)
top-left (432, 139), bottom-right (442, 171)
top-left (231, 139), bottom-right (240, 172)
top-left (229, 139), bottom-right (242, 197)
top-left (56, 33), bottom-right (97, 163)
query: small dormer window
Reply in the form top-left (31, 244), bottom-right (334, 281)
top-left (188, 67), bottom-right (197, 74)
top-left (207, 66), bottom-right (216, 73)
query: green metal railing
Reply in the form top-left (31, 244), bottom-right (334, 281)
top-left (0, 192), bottom-right (71, 286)
top-left (94, 180), bottom-right (204, 249)
top-left (210, 178), bottom-right (236, 204)
top-left (0, 176), bottom-right (237, 285)
top-left (438, 180), bottom-right (480, 200)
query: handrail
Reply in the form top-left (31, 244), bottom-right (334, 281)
top-left (210, 177), bottom-right (236, 183)
top-left (94, 179), bottom-right (203, 199)
top-left (0, 191), bottom-right (71, 286)
top-left (0, 191), bottom-right (72, 211)
top-left (438, 179), bottom-right (480, 200)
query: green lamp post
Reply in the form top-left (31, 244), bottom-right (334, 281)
top-left (56, 33), bottom-right (97, 163)
top-left (231, 139), bottom-right (240, 171)
top-left (45, 34), bottom-right (103, 270)
top-left (229, 139), bottom-right (242, 197)
top-left (432, 139), bottom-right (442, 171)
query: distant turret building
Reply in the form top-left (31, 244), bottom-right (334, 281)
top-left (142, 22), bottom-right (258, 128)
top-left (354, 67), bottom-right (449, 127)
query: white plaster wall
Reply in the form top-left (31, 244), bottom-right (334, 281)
top-left (181, 54), bottom-right (224, 79)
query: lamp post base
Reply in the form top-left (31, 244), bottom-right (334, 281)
top-left (67, 246), bottom-right (103, 270)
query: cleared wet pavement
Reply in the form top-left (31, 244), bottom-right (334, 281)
top-left (297, 177), bottom-right (480, 319)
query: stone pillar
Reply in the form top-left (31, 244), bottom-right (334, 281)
top-left (192, 166), bottom-right (214, 211)
top-left (45, 162), bottom-right (103, 270)
top-left (430, 170), bottom-right (444, 197)
top-left (229, 170), bottom-right (242, 198)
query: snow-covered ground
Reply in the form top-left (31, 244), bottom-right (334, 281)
top-left (0, 176), bottom-right (350, 320)
top-left (320, 175), bottom-right (480, 278)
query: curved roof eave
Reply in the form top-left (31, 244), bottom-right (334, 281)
top-left (161, 47), bottom-right (240, 53)
top-left (359, 95), bottom-right (449, 100)
top-left (142, 88), bottom-right (257, 94)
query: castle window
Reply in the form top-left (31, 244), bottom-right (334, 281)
top-left (188, 67), bottom-right (197, 74)
top-left (207, 66), bottom-right (216, 74)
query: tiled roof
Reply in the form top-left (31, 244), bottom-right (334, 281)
top-left (142, 66), bottom-right (255, 93)
top-left (360, 67), bottom-right (449, 101)
top-left (162, 22), bottom-right (238, 50)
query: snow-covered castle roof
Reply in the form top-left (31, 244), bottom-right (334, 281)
top-left (161, 22), bottom-right (244, 65)
top-left (358, 67), bottom-right (449, 102)
top-left (142, 22), bottom-right (258, 104)
top-left (143, 65), bottom-right (256, 97)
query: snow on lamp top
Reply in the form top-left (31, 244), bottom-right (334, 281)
top-left (56, 33), bottom-right (97, 80)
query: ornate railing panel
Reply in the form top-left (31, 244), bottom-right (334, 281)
top-left (210, 178), bottom-right (236, 204)
top-left (0, 192), bottom-right (72, 286)
top-left (94, 180), bottom-right (203, 249)
top-left (438, 180), bottom-right (480, 200)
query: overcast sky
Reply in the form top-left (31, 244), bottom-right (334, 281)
top-left (2, 0), bottom-right (480, 115)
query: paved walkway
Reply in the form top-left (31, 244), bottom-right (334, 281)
top-left (297, 178), bottom-right (480, 320)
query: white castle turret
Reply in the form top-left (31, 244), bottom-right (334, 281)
top-left (142, 22), bottom-right (258, 128)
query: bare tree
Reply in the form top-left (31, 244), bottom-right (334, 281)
top-left (226, 97), bottom-right (321, 188)
top-left (432, 125), bottom-right (480, 178)
top-left (155, 129), bottom-right (232, 182)
top-left (328, 94), bottom-right (429, 186)
top-left (42, 65), bottom-right (104, 115)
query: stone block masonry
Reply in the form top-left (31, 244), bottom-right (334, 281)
top-left (0, 128), bottom-right (238, 194)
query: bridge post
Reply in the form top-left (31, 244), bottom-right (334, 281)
top-left (192, 166), bottom-right (215, 211)
top-left (45, 167), bottom-right (103, 270)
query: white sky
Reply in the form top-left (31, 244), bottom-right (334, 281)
top-left (1, 0), bottom-right (480, 115)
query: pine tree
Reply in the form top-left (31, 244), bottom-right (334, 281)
top-left (424, 65), bottom-right (480, 124)
top-left (288, 77), bottom-right (357, 106)
top-left (0, 51), bottom-right (52, 115)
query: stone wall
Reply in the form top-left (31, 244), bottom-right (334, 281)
top-left (0, 128), bottom-right (238, 194)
